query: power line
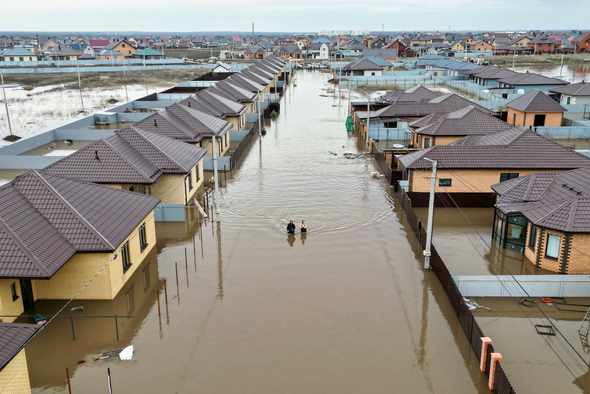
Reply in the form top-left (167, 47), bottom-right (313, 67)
top-left (435, 184), bottom-right (590, 391)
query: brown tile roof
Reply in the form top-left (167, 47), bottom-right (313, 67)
top-left (506, 89), bottom-right (567, 112)
top-left (180, 90), bottom-right (246, 117)
top-left (0, 171), bottom-right (159, 278)
top-left (493, 168), bottom-right (590, 233)
top-left (400, 127), bottom-right (590, 170)
top-left (497, 72), bottom-right (568, 86)
top-left (378, 85), bottom-right (438, 104)
top-left (211, 80), bottom-right (256, 103)
top-left (0, 323), bottom-right (39, 371)
top-left (135, 103), bottom-right (232, 143)
top-left (549, 82), bottom-right (590, 96)
top-left (226, 73), bottom-right (265, 93)
top-left (43, 126), bottom-right (206, 184)
top-left (413, 106), bottom-right (509, 136)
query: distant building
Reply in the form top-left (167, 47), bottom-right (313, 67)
top-left (506, 89), bottom-right (567, 127)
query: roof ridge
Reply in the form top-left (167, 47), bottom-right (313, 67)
top-left (127, 126), bottom-right (187, 171)
top-left (31, 171), bottom-right (115, 250)
top-left (102, 137), bottom-right (157, 182)
top-left (0, 206), bottom-right (51, 277)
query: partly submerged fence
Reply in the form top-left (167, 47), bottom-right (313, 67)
top-left (396, 188), bottom-right (516, 394)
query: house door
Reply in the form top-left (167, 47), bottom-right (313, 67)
top-left (20, 279), bottom-right (34, 311)
top-left (533, 114), bottom-right (546, 127)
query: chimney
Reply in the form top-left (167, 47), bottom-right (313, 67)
top-left (95, 150), bottom-right (99, 160)
top-left (154, 119), bottom-right (158, 127)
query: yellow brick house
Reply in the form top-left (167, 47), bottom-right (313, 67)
top-left (0, 323), bottom-right (39, 394)
top-left (398, 127), bottom-right (590, 207)
top-left (43, 125), bottom-right (207, 205)
top-left (492, 168), bottom-right (590, 274)
top-left (0, 170), bottom-right (160, 320)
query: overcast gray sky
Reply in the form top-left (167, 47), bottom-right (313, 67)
top-left (3, 0), bottom-right (589, 32)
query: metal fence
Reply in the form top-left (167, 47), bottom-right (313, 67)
top-left (229, 123), bottom-right (257, 170)
top-left (397, 188), bottom-right (516, 394)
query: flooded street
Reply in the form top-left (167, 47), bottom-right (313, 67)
top-left (28, 70), bottom-right (489, 394)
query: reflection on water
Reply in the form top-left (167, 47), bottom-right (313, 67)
top-left (31, 71), bottom-right (492, 394)
top-left (514, 64), bottom-right (590, 83)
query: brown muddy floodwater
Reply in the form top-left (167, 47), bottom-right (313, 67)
top-left (27, 70), bottom-right (490, 393)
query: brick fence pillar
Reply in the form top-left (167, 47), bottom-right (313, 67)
top-left (488, 353), bottom-right (503, 391)
top-left (480, 337), bottom-right (492, 373)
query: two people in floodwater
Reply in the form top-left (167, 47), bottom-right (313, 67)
top-left (287, 220), bottom-right (306, 234)
top-left (287, 220), bottom-right (307, 247)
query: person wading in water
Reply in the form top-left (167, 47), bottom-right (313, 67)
top-left (287, 220), bottom-right (296, 235)
top-left (300, 221), bottom-right (307, 233)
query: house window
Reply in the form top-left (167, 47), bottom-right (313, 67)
top-left (424, 137), bottom-right (431, 148)
top-left (195, 164), bottom-right (201, 182)
top-left (121, 242), bottom-right (131, 273)
top-left (19, 57), bottom-right (23, 61)
top-left (187, 169), bottom-right (193, 190)
top-left (545, 234), bottom-right (561, 259)
top-left (500, 173), bottom-right (519, 182)
top-left (10, 282), bottom-right (18, 301)
top-left (383, 121), bottom-right (398, 128)
top-left (129, 186), bottom-right (134, 192)
top-left (566, 97), bottom-right (571, 105)
top-left (529, 224), bottom-right (538, 250)
top-left (439, 178), bottom-right (452, 187)
top-left (512, 113), bottom-right (517, 126)
top-left (122, 44), bottom-right (126, 48)
top-left (139, 223), bottom-right (148, 251)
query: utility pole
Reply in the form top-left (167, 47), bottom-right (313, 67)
top-left (559, 52), bottom-right (564, 80)
top-left (423, 159), bottom-right (437, 270)
top-left (76, 59), bottom-right (85, 113)
top-left (212, 135), bottom-right (221, 221)
top-left (365, 93), bottom-right (370, 148)
top-left (0, 71), bottom-right (13, 138)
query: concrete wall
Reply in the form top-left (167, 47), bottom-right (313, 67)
top-left (0, 350), bottom-right (32, 394)
top-left (31, 212), bottom-right (156, 300)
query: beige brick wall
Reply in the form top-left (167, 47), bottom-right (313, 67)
top-left (32, 211), bottom-right (156, 300)
top-left (202, 135), bottom-right (229, 157)
top-left (0, 350), bottom-right (32, 394)
top-left (0, 280), bottom-right (25, 323)
top-left (409, 168), bottom-right (563, 193)
top-left (108, 214), bottom-right (157, 297)
top-left (152, 174), bottom-right (186, 205)
top-left (565, 234), bottom-right (590, 274)
top-left (507, 108), bottom-right (563, 127)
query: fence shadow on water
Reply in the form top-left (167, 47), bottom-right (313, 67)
top-left (396, 188), bottom-right (516, 394)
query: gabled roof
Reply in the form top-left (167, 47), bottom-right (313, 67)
top-left (135, 103), bottom-right (232, 142)
top-left (97, 49), bottom-right (123, 56)
top-left (549, 82), bottom-right (590, 96)
top-left (358, 93), bottom-right (494, 119)
top-left (412, 106), bottom-right (510, 136)
top-left (88, 39), bottom-right (110, 47)
top-left (226, 73), bottom-right (265, 93)
top-left (471, 67), bottom-right (520, 80)
top-left (378, 85), bottom-right (438, 104)
top-left (506, 89), bottom-right (567, 112)
top-left (280, 44), bottom-right (302, 53)
top-left (493, 168), bottom-right (590, 233)
top-left (0, 171), bottom-right (160, 278)
top-left (1, 48), bottom-right (37, 57)
top-left (0, 323), bottom-right (40, 371)
top-left (497, 72), bottom-right (568, 86)
top-left (344, 58), bottom-right (383, 71)
top-left (363, 48), bottom-right (397, 58)
top-left (400, 127), bottom-right (590, 170)
top-left (211, 79), bottom-right (257, 103)
top-left (44, 125), bottom-right (206, 183)
top-left (134, 48), bottom-right (164, 57)
top-left (180, 90), bottom-right (246, 117)
top-left (244, 44), bottom-right (265, 54)
top-left (240, 68), bottom-right (272, 85)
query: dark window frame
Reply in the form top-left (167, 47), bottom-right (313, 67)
top-left (529, 224), bottom-right (538, 251)
top-left (139, 223), bottom-right (148, 252)
top-left (10, 282), bottom-right (19, 302)
top-left (439, 178), bottom-right (452, 187)
top-left (121, 242), bottom-right (132, 273)
top-left (500, 173), bottom-right (519, 183)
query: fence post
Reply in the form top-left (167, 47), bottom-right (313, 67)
top-left (480, 337), bottom-right (492, 372)
top-left (114, 314), bottom-right (119, 340)
top-left (488, 353), bottom-right (503, 391)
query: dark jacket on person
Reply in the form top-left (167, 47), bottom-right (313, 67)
top-left (287, 223), bottom-right (296, 233)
